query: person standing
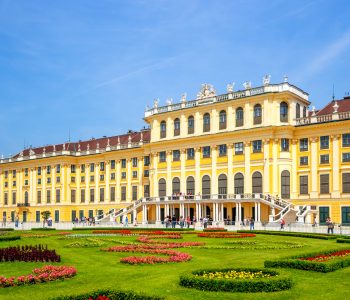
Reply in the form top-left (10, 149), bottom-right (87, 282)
top-left (171, 215), bottom-right (177, 228)
top-left (249, 217), bottom-right (255, 230)
top-left (124, 216), bottom-right (129, 227)
top-left (280, 218), bottom-right (285, 230)
top-left (326, 217), bottom-right (334, 234)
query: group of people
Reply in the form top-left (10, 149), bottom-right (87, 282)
top-left (164, 215), bottom-right (193, 228)
top-left (73, 216), bottom-right (96, 226)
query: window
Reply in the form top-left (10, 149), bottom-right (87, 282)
top-left (300, 156), bottom-right (308, 165)
top-left (300, 138), bottom-right (308, 151)
top-left (342, 207), bottom-right (350, 225)
top-left (81, 189), bottom-right (85, 203)
top-left (111, 173), bottom-right (115, 180)
top-left (186, 176), bottom-right (195, 195)
top-left (320, 136), bottom-right (329, 149)
top-left (46, 190), bottom-right (51, 203)
top-left (90, 189), bottom-right (95, 202)
top-left (90, 163), bottom-right (95, 172)
top-left (121, 172), bottom-right (126, 179)
top-left (299, 175), bottom-right (308, 194)
top-left (281, 170), bottom-right (290, 199)
top-left (281, 138), bottom-right (289, 152)
top-left (4, 171), bottom-right (8, 179)
top-left (71, 190), bottom-right (76, 203)
top-left (187, 148), bottom-right (195, 160)
top-left (160, 121), bottom-right (166, 138)
top-left (202, 146), bottom-right (211, 158)
top-left (36, 211), bottom-right (40, 223)
top-left (71, 165), bottom-right (76, 173)
top-left (188, 116), bottom-right (194, 134)
top-left (12, 192), bottom-right (16, 204)
top-left (203, 113), bottom-right (210, 132)
top-left (56, 189), bottom-right (60, 203)
top-left (234, 173), bottom-right (244, 194)
top-left (56, 176), bottom-right (60, 183)
top-left (202, 175), bottom-right (211, 198)
top-left (121, 159), bottom-right (126, 168)
top-left (280, 102), bottom-right (288, 122)
top-left (252, 140), bottom-right (262, 153)
top-left (174, 118), bottom-right (180, 136)
top-left (71, 176), bottom-right (76, 183)
top-left (158, 179), bottom-right (166, 197)
top-left (173, 150), bottom-right (180, 161)
top-left (100, 174), bottom-right (104, 181)
top-left (159, 151), bottom-right (166, 162)
top-left (90, 175), bottom-right (94, 182)
top-left (56, 164), bottom-right (61, 173)
top-left (81, 176), bottom-right (85, 183)
top-left (219, 110), bottom-right (227, 130)
top-left (100, 162), bottom-right (105, 171)
top-left (320, 174), bottom-right (329, 194)
top-left (100, 188), bottom-right (104, 202)
top-left (47, 177), bottom-right (51, 184)
top-left (37, 179), bottom-right (41, 185)
top-left (47, 166), bottom-right (51, 175)
top-left (132, 186), bottom-right (138, 200)
top-left (218, 174), bottom-right (227, 195)
top-left (110, 187), bottom-right (115, 202)
top-left (235, 142), bottom-right (243, 155)
top-left (24, 168), bottom-right (28, 176)
top-left (319, 207), bottom-right (329, 225)
top-left (4, 182), bottom-right (8, 188)
top-left (4, 193), bottom-right (8, 205)
top-left (219, 144), bottom-right (227, 156)
top-left (236, 107), bottom-right (244, 127)
top-left (12, 170), bottom-right (16, 177)
top-left (38, 167), bottom-right (42, 176)
top-left (144, 185), bottom-right (150, 198)
top-left (80, 164), bottom-right (84, 173)
top-left (144, 156), bottom-right (150, 166)
top-left (111, 160), bottom-right (115, 169)
top-left (121, 186), bottom-right (126, 201)
top-left (303, 106), bottom-right (307, 118)
top-left (172, 177), bottom-right (180, 195)
top-left (132, 157), bottom-right (138, 167)
top-left (343, 152), bottom-right (350, 162)
top-left (320, 154), bottom-right (329, 164)
top-left (24, 179), bottom-right (28, 186)
top-left (253, 104), bottom-right (262, 125)
top-left (296, 103), bottom-right (300, 119)
top-left (12, 181), bottom-right (16, 187)
top-left (343, 173), bottom-right (350, 193)
top-left (37, 191), bottom-right (41, 204)
top-left (71, 210), bottom-right (77, 222)
top-left (144, 170), bottom-right (149, 177)
top-left (54, 210), bottom-right (59, 223)
top-left (132, 171), bottom-right (137, 178)
top-left (343, 134), bottom-right (350, 147)
top-left (252, 172), bottom-right (262, 194)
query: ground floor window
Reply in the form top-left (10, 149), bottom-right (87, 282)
top-left (342, 206), bottom-right (350, 225)
top-left (319, 206), bottom-right (329, 225)
top-left (55, 210), bottom-right (59, 223)
top-left (36, 211), bottom-right (40, 223)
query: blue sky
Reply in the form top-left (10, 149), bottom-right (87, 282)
top-left (0, 0), bottom-right (350, 156)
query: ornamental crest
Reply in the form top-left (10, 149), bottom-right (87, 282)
top-left (196, 83), bottom-right (216, 99)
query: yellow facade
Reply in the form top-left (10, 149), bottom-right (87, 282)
top-left (1, 81), bottom-right (350, 226)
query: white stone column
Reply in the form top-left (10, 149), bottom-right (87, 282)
top-left (291, 139), bottom-right (298, 198)
top-left (263, 139), bottom-right (270, 194)
top-left (258, 202), bottom-right (261, 222)
top-left (127, 159), bottom-right (132, 201)
top-left (180, 149), bottom-right (186, 194)
top-left (272, 139), bottom-right (278, 195)
top-left (227, 144), bottom-right (234, 194)
top-left (195, 147), bottom-right (201, 195)
top-left (105, 160), bottom-right (110, 202)
top-left (244, 141), bottom-right (251, 193)
top-left (332, 135), bottom-right (340, 197)
top-left (310, 137), bottom-right (319, 198)
top-left (211, 145), bottom-right (218, 195)
top-left (166, 150), bottom-right (172, 196)
top-left (95, 163), bottom-right (99, 202)
top-left (152, 153), bottom-right (158, 197)
top-left (254, 202), bottom-right (258, 222)
top-left (86, 163), bottom-right (90, 203)
top-left (138, 157), bottom-right (143, 199)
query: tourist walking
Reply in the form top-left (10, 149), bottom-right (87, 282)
top-left (326, 217), bottom-right (334, 234)
top-left (124, 216), bottom-right (129, 227)
top-left (280, 218), bottom-right (285, 230)
top-left (171, 215), bottom-right (177, 228)
top-left (249, 217), bottom-right (255, 230)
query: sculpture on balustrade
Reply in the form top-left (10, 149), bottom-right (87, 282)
top-left (333, 101), bottom-right (339, 113)
top-left (166, 98), bottom-right (173, 106)
top-left (227, 82), bottom-right (235, 93)
top-left (263, 75), bottom-right (271, 86)
top-left (153, 98), bottom-right (159, 108)
top-left (181, 93), bottom-right (187, 103)
top-left (196, 83), bottom-right (216, 99)
top-left (29, 149), bottom-right (35, 156)
top-left (243, 81), bottom-right (252, 90)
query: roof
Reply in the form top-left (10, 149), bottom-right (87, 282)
top-left (12, 130), bottom-right (150, 159)
top-left (316, 97), bottom-right (350, 116)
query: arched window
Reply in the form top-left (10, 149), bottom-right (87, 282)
top-left (234, 173), bottom-right (244, 194)
top-left (203, 113), bottom-right (210, 132)
top-left (236, 107), bottom-right (244, 127)
top-left (252, 172), bottom-right (262, 194)
top-left (280, 102), bottom-right (288, 122)
top-left (24, 191), bottom-right (29, 204)
top-left (186, 176), bottom-right (195, 195)
top-left (158, 179), bottom-right (166, 197)
top-left (172, 177), bottom-right (180, 195)
top-left (303, 106), bottom-right (307, 118)
top-left (218, 174), bottom-right (227, 196)
top-left (188, 116), bottom-right (194, 134)
top-left (202, 175), bottom-right (211, 198)
top-left (253, 104), bottom-right (262, 125)
top-left (296, 103), bottom-right (300, 119)
top-left (174, 118), bottom-right (180, 136)
top-left (281, 170), bottom-right (290, 199)
top-left (160, 121), bottom-right (166, 138)
top-left (219, 110), bottom-right (227, 130)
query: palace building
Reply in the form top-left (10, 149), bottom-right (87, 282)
top-left (1, 77), bottom-right (350, 226)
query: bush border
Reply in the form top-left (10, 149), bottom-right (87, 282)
top-left (179, 267), bottom-right (292, 293)
top-left (237, 230), bottom-right (338, 240)
top-left (0, 235), bottom-right (21, 242)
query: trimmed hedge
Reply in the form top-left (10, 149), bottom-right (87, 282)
top-left (179, 268), bottom-right (292, 293)
top-left (31, 228), bottom-right (56, 231)
top-left (237, 230), bottom-right (337, 240)
top-left (337, 238), bottom-right (350, 243)
top-left (0, 235), bottom-right (21, 242)
top-left (0, 228), bottom-right (14, 232)
top-left (51, 288), bottom-right (164, 300)
top-left (265, 248), bottom-right (350, 272)
top-left (72, 227), bottom-right (193, 232)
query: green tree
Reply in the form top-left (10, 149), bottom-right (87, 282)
top-left (41, 210), bottom-right (51, 227)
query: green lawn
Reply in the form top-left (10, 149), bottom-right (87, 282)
top-left (0, 230), bottom-right (349, 300)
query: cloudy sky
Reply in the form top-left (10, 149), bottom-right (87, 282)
top-left (0, 0), bottom-right (349, 155)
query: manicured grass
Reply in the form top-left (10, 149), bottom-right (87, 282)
top-left (0, 230), bottom-right (349, 299)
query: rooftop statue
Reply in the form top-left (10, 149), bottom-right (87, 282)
top-left (196, 83), bottom-right (216, 99)
top-left (227, 82), bottom-right (235, 93)
top-left (263, 75), bottom-right (271, 86)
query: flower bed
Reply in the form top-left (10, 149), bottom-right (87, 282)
top-left (179, 268), bottom-right (292, 293)
top-left (92, 230), bottom-right (132, 235)
top-left (65, 238), bottom-right (106, 248)
top-left (0, 245), bottom-right (60, 262)
top-left (237, 230), bottom-right (337, 240)
top-left (0, 265), bottom-right (76, 287)
top-left (265, 248), bottom-right (350, 272)
top-left (198, 232), bottom-right (256, 238)
top-left (203, 227), bottom-right (227, 232)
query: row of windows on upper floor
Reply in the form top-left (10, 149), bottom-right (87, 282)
top-left (1, 157), bottom-right (151, 179)
top-left (159, 102), bottom-right (306, 138)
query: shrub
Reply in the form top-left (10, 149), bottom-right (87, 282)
top-left (0, 236), bottom-right (21, 242)
top-left (198, 232), bottom-right (255, 238)
top-left (237, 230), bottom-right (337, 240)
top-left (31, 228), bottom-right (57, 231)
top-left (0, 245), bottom-right (60, 262)
top-left (72, 227), bottom-right (193, 231)
top-left (0, 228), bottom-right (14, 232)
top-left (337, 239), bottom-right (350, 243)
top-left (51, 289), bottom-right (164, 300)
top-left (179, 268), bottom-right (292, 293)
